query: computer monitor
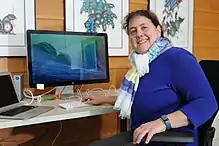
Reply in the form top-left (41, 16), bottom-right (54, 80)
top-left (26, 30), bottom-right (109, 88)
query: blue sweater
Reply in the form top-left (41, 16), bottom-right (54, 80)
top-left (131, 47), bottom-right (218, 146)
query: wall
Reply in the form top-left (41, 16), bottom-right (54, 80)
top-left (0, 0), bottom-right (147, 146)
top-left (193, 0), bottom-right (219, 61)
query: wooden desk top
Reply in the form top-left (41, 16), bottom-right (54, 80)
top-left (0, 98), bottom-right (115, 129)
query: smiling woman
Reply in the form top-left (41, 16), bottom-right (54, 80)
top-left (86, 9), bottom-right (218, 146)
top-left (122, 10), bottom-right (164, 54)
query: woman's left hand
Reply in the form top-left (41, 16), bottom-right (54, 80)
top-left (133, 118), bottom-right (167, 144)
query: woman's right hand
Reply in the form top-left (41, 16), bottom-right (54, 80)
top-left (81, 95), bottom-right (106, 105)
top-left (82, 95), bottom-right (117, 105)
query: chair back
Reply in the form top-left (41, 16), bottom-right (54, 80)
top-left (199, 60), bottom-right (219, 146)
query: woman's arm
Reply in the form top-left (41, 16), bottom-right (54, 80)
top-left (133, 110), bottom-right (190, 144)
top-left (167, 110), bottom-right (190, 128)
top-left (171, 50), bottom-right (218, 129)
top-left (82, 95), bottom-right (117, 105)
top-left (133, 49), bottom-right (218, 144)
top-left (102, 96), bottom-right (117, 104)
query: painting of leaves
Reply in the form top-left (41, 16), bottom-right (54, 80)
top-left (80, 0), bottom-right (117, 33)
top-left (65, 0), bottom-right (129, 56)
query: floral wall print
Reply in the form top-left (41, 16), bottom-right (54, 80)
top-left (149, 0), bottom-right (194, 53)
top-left (80, 0), bottom-right (117, 33)
top-left (65, 0), bottom-right (129, 56)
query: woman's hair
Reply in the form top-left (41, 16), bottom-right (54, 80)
top-left (122, 9), bottom-right (164, 37)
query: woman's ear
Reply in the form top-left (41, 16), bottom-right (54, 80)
top-left (156, 25), bottom-right (162, 37)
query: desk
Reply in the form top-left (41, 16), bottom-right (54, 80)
top-left (0, 99), bottom-right (115, 129)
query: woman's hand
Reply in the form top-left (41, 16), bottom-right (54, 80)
top-left (133, 118), bottom-right (166, 144)
top-left (81, 95), bottom-right (105, 105)
top-left (82, 95), bottom-right (117, 105)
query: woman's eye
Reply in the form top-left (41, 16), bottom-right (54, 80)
top-left (142, 26), bottom-right (148, 30)
top-left (130, 30), bottom-right (136, 35)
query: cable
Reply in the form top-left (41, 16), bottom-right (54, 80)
top-left (23, 87), bottom-right (56, 105)
top-left (72, 84), bottom-right (118, 101)
top-left (106, 85), bottom-right (118, 96)
top-left (60, 86), bottom-right (66, 94)
top-left (109, 84), bottom-right (116, 90)
top-left (52, 121), bottom-right (62, 146)
top-left (22, 84), bottom-right (118, 105)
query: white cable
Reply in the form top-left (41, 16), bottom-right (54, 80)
top-left (109, 84), bottom-right (116, 90)
top-left (87, 88), bottom-right (106, 96)
top-left (106, 85), bottom-right (118, 95)
top-left (23, 87), bottom-right (56, 105)
top-left (23, 84), bottom-right (117, 104)
top-left (77, 88), bottom-right (84, 99)
top-left (52, 121), bottom-right (62, 146)
top-left (73, 85), bottom-right (118, 101)
top-left (68, 94), bottom-right (82, 101)
top-left (22, 89), bottom-right (41, 105)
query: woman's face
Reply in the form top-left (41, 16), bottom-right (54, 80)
top-left (128, 15), bottom-right (161, 54)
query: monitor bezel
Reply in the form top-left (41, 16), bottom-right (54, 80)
top-left (26, 30), bottom-right (110, 88)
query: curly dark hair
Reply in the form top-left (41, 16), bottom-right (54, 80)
top-left (122, 9), bottom-right (164, 37)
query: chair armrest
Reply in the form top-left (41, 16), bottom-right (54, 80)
top-left (150, 131), bottom-right (195, 143)
top-left (203, 127), bottom-right (215, 146)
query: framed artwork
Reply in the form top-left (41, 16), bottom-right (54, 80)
top-left (149, 0), bottom-right (194, 52)
top-left (0, 0), bottom-right (36, 56)
top-left (65, 0), bottom-right (129, 56)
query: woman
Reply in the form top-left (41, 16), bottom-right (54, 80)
top-left (83, 10), bottom-right (218, 146)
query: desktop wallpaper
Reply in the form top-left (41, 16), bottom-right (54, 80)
top-left (29, 33), bottom-right (108, 85)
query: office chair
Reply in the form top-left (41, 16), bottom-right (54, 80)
top-left (124, 60), bottom-right (219, 146)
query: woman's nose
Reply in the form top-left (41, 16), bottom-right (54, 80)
top-left (136, 30), bottom-right (143, 38)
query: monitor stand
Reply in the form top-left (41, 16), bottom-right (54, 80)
top-left (55, 85), bottom-right (74, 100)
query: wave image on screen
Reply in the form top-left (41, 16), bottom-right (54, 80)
top-left (30, 34), bottom-right (108, 85)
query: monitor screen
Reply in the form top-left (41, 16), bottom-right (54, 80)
top-left (0, 73), bottom-right (19, 108)
top-left (26, 30), bottom-right (109, 88)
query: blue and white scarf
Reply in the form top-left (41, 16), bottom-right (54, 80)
top-left (113, 37), bottom-right (172, 119)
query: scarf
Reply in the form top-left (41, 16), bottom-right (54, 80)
top-left (113, 37), bottom-right (172, 119)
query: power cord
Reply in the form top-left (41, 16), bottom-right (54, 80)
top-left (23, 87), bottom-right (56, 105)
top-left (72, 84), bottom-right (118, 101)
top-left (22, 85), bottom-right (118, 105)
top-left (52, 121), bottom-right (62, 146)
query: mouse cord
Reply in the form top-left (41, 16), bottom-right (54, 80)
top-left (52, 121), bottom-right (62, 146)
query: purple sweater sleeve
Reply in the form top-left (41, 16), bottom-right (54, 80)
top-left (171, 50), bottom-right (218, 129)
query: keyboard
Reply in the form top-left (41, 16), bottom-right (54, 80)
top-left (0, 106), bottom-right (37, 116)
top-left (59, 101), bottom-right (92, 110)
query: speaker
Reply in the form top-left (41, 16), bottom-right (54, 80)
top-left (13, 74), bottom-right (24, 101)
